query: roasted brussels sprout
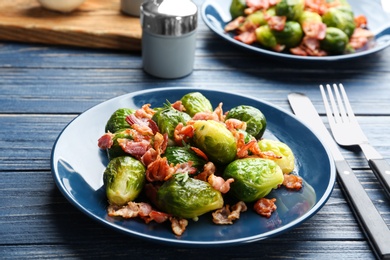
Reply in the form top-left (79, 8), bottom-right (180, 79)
top-left (156, 173), bottom-right (224, 219)
top-left (320, 27), bottom-right (349, 55)
top-left (275, 0), bottom-right (305, 21)
top-left (256, 25), bottom-right (279, 49)
top-left (229, 0), bottom-right (246, 19)
top-left (105, 108), bottom-right (135, 133)
top-left (164, 146), bottom-right (207, 173)
top-left (103, 156), bottom-right (146, 206)
top-left (273, 21), bottom-right (303, 49)
top-left (258, 139), bottom-right (295, 174)
top-left (107, 129), bottom-right (134, 160)
top-left (152, 104), bottom-right (191, 143)
top-left (226, 105), bottom-right (267, 138)
top-left (192, 120), bottom-right (237, 165)
top-left (223, 158), bottom-right (284, 202)
top-left (180, 92), bottom-right (213, 117)
top-left (299, 10), bottom-right (322, 25)
top-left (322, 7), bottom-right (355, 38)
top-left (247, 7), bottom-right (276, 26)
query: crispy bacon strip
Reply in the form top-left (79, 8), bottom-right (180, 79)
top-left (170, 217), bottom-right (188, 236)
top-left (283, 174), bottom-right (303, 190)
top-left (225, 16), bottom-right (246, 32)
top-left (174, 123), bottom-right (194, 145)
top-left (195, 161), bottom-right (216, 181)
top-left (253, 197), bottom-right (277, 218)
top-left (97, 132), bottom-right (114, 149)
top-left (208, 174), bottom-right (234, 194)
top-left (171, 100), bottom-right (186, 112)
top-left (267, 15), bottom-right (286, 31)
top-left (212, 201), bottom-right (247, 224)
top-left (135, 104), bottom-right (156, 119)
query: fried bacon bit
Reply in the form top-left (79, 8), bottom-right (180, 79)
top-left (175, 161), bottom-right (198, 175)
top-left (145, 157), bottom-right (175, 182)
top-left (283, 173), bottom-right (303, 190)
top-left (253, 198), bottom-right (277, 218)
top-left (302, 22), bottom-right (327, 40)
top-left (192, 102), bottom-right (225, 122)
top-left (195, 161), bottom-right (216, 182)
top-left (225, 16), bottom-right (246, 32)
top-left (97, 132), bottom-right (114, 149)
top-left (349, 27), bottom-right (374, 50)
top-left (126, 114), bottom-right (159, 136)
top-left (135, 104), bottom-right (156, 119)
top-left (225, 118), bottom-right (247, 132)
top-left (305, 0), bottom-right (341, 16)
top-left (153, 132), bottom-right (168, 155)
top-left (354, 15), bottom-right (368, 28)
top-left (190, 146), bottom-right (208, 161)
top-left (118, 139), bottom-right (151, 159)
top-left (108, 202), bottom-right (171, 224)
top-left (212, 201), bottom-right (247, 224)
top-left (174, 123), bottom-right (194, 145)
top-left (234, 21), bottom-right (258, 45)
top-left (208, 174), bottom-right (234, 194)
top-left (290, 36), bottom-right (327, 57)
top-left (170, 217), bottom-right (188, 236)
top-left (267, 15), bottom-right (286, 31)
top-left (171, 100), bottom-right (186, 112)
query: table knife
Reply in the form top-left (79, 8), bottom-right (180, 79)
top-left (288, 93), bottom-right (390, 260)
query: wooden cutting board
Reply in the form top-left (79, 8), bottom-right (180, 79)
top-left (0, 0), bottom-right (142, 51)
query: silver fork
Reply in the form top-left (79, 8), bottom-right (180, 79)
top-left (320, 83), bottom-right (390, 198)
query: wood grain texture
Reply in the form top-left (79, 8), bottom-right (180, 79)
top-left (0, 0), bottom-right (142, 51)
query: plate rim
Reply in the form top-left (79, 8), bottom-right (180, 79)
top-left (200, 0), bottom-right (390, 62)
top-left (50, 87), bottom-right (336, 246)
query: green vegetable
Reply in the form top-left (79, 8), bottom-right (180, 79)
top-left (192, 120), bottom-right (237, 165)
top-left (299, 10), bottom-right (322, 25)
top-left (226, 105), bottom-right (267, 138)
top-left (322, 7), bottom-right (355, 38)
top-left (229, 0), bottom-right (247, 19)
top-left (258, 139), bottom-right (295, 174)
top-left (320, 27), bottom-right (349, 55)
top-left (223, 158), bottom-right (284, 202)
top-left (107, 129), bottom-right (134, 160)
top-left (103, 156), bottom-right (146, 206)
top-left (180, 92), bottom-right (213, 117)
top-left (152, 104), bottom-right (191, 142)
top-left (105, 108), bottom-right (135, 133)
top-left (164, 146), bottom-right (207, 173)
top-left (275, 0), bottom-right (305, 21)
top-left (272, 21), bottom-right (303, 49)
top-left (256, 25), bottom-right (279, 49)
top-left (156, 173), bottom-right (224, 219)
top-left (247, 7), bottom-right (276, 26)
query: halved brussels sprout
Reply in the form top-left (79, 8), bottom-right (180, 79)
top-left (229, 0), bottom-right (247, 19)
top-left (223, 158), bottom-right (284, 202)
top-left (152, 104), bottom-right (191, 142)
top-left (180, 92), bottom-right (213, 117)
top-left (105, 108), bottom-right (135, 133)
top-left (272, 21), bottom-right (303, 48)
top-left (156, 173), bottom-right (224, 219)
top-left (226, 105), bottom-right (267, 138)
top-left (107, 129), bottom-right (134, 160)
top-left (258, 139), bottom-right (295, 174)
top-left (322, 7), bottom-right (355, 38)
top-left (192, 120), bottom-right (237, 165)
top-left (275, 0), bottom-right (305, 21)
top-left (103, 156), bottom-right (146, 206)
top-left (164, 146), bottom-right (207, 174)
top-left (256, 25), bottom-right (278, 49)
top-left (299, 10), bottom-right (322, 25)
top-left (320, 27), bottom-right (349, 55)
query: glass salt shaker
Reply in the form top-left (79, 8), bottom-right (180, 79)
top-left (140, 0), bottom-right (198, 79)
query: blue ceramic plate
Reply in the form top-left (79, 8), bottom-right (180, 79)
top-left (51, 88), bottom-right (336, 246)
top-left (201, 0), bottom-right (390, 61)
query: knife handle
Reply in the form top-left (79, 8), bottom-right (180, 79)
top-left (335, 160), bottom-right (390, 260)
top-left (369, 158), bottom-right (390, 199)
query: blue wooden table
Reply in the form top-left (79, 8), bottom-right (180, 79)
top-left (1, 1), bottom-right (390, 259)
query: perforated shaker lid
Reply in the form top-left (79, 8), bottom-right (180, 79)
top-left (141, 0), bottom-right (198, 36)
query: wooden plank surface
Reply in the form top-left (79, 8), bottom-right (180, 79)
top-left (0, 0), bottom-right (142, 51)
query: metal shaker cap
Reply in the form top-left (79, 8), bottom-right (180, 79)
top-left (141, 0), bottom-right (198, 36)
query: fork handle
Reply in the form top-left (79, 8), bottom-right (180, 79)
top-left (369, 158), bottom-right (390, 199)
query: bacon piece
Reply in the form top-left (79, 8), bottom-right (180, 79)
top-left (175, 161), bottom-right (198, 175)
top-left (147, 210), bottom-right (171, 224)
top-left (107, 202), bottom-right (152, 219)
top-left (246, 0), bottom-right (271, 10)
top-left (135, 104), bottom-right (155, 119)
top-left (234, 31), bottom-right (257, 45)
top-left (290, 36), bottom-right (327, 57)
top-left (195, 161), bottom-right (216, 181)
top-left (225, 118), bottom-right (247, 132)
top-left (190, 146), bottom-right (208, 161)
top-left (171, 100), bottom-right (186, 112)
top-left (354, 15), bottom-right (368, 28)
top-left (192, 112), bottom-right (219, 121)
top-left (224, 16), bottom-right (246, 32)
top-left (349, 27), bottom-right (374, 50)
top-left (253, 197), bottom-right (277, 218)
top-left (97, 132), bottom-right (114, 149)
top-left (174, 123), bottom-right (194, 145)
top-left (302, 22), bottom-right (327, 40)
top-left (126, 114), bottom-right (159, 135)
top-left (118, 139), bottom-right (151, 159)
top-left (153, 132), bottom-right (168, 155)
top-left (283, 173), bottom-right (303, 190)
top-left (141, 148), bottom-right (158, 166)
top-left (145, 157), bottom-right (175, 182)
top-left (208, 174), bottom-right (234, 194)
top-left (170, 217), bottom-right (188, 236)
top-left (267, 15), bottom-right (286, 31)
top-left (212, 201), bottom-right (247, 224)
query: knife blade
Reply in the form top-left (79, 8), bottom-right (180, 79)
top-left (288, 92), bottom-right (390, 260)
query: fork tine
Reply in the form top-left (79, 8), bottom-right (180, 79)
top-left (326, 84), bottom-right (343, 124)
top-left (338, 83), bottom-right (358, 123)
top-left (333, 84), bottom-right (348, 123)
top-left (319, 84), bottom-right (336, 127)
